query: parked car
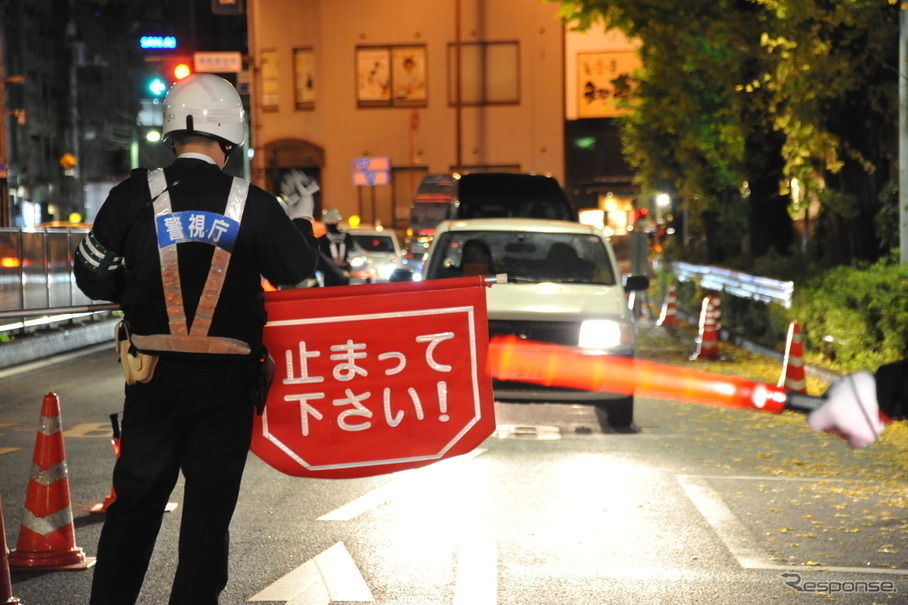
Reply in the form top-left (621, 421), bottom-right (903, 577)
top-left (348, 226), bottom-right (405, 282)
top-left (420, 217), bottom-right (648, 428)
top-left (403, 172), bottom-right (577, 268)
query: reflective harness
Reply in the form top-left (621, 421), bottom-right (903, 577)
top-left (131, 169), bottom-right (252, 356)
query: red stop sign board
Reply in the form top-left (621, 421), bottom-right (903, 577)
top-left (251, 276), bottom-right (496, 478)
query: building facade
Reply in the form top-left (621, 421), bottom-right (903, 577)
top-left (247, 0), bottom-right (570, 228)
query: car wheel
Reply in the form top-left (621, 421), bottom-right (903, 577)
top-left (594, 397), bottom-right (636, 432)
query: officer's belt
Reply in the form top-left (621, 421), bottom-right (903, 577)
top-left (131, 333), bottom-right (251, 355)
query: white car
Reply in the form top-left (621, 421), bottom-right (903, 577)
top-left (348, 226), bottom-right (405, 282)
top-left (421, 218), bottom-right (649, 429)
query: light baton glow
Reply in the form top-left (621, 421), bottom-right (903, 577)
top-left (488, 335), bottom-right (824, 414)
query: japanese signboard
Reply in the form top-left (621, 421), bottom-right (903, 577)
top-left (251, 277), bottom-right (496, 478)
top-left (577, 50), bottom-right (641, 118)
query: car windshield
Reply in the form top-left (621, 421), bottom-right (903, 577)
top-left (425, 230), bottom-right (618, 285)
top-left (351, 234), bottom-right (396, 253)
top-left (410, 201), bottom-right (451, 230)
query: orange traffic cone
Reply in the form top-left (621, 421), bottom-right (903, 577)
top-left (778, 321), bottom-right (807, 393)
top-left (90, 414), bottom-right (120, 514)
top-left (8, 393), bottom-right (95, 571)
top-left (690, 295), bottom-right (720, 361)
top-left (657, 280), bottom-right (679, 327)
top-left (90, 413), bottom-right (177, 515)
top-left (1, 492), bottom-right (22, 604)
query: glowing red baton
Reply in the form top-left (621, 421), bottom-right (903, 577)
top-left (488, 335), bottom-right (824, 414)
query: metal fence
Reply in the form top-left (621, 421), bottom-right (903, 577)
top-left (0, 227), bottom-right (115, 334)
top-left (671, 261), bottom-right (794, 308)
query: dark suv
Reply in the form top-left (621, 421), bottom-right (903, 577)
top-left (404, 172), bottom-right (577, 266)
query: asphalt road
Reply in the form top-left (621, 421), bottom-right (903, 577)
top-left (1, 336), bottom-right (906, 604)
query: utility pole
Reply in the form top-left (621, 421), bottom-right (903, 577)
top-left (0, 26), bottom-right (8, 228)
top-left (900, 7), bottom-right (908, 263)
top-left (66, 0), bottom-right (84, 220)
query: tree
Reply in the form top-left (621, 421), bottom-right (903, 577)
top-left (554, 0), bottom-right (900, 267)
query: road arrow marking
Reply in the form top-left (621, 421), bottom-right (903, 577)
top-left (248, 541), bottom-right (373, 604)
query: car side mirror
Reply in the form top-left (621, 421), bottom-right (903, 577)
top-left (624, 274), bottom-right (650, 292)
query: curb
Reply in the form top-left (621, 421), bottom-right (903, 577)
top-left (0, 318), bottom-right (119, 371)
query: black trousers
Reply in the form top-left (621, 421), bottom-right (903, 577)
top-left (89, 356), bottom-right (256, 605)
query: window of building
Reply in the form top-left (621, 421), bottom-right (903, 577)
top-left (261, 49), bottom-right (279, 112)
top-left (293, 48), bottom-right (315, 110)
top-left (447, 41), bottom-right (519, 106)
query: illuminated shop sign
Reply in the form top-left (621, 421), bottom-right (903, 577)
top-left (140, 36), bottom-right (177, 50)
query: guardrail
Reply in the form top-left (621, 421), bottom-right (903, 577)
top-left (0, 227), bottom-right (113, 335)
top-left (671, 261), bottom-right (794, 308)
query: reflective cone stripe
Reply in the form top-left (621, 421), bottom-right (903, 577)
top-left (690, 296), bottom-right (720, 361)
top-left (657, 281), bottom-right (679, 327)
top-left (778, 321), bottom-right (807, 393)
top-left (9, 393), bottom-right (94, 571)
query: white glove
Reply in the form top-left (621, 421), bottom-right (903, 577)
top-left (284, 195), bottom-right (315, 222)
top-left (807, 371), bottom-right (885, 449)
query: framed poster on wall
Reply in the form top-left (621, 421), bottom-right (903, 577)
top-left (391, 45), bottom-right (427, 106)
top-left (356, 46), bottom-right (392, 106)
top-left (357, 45), bottom-right (428, 108)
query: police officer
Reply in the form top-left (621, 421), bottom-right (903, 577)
top-left (317, 208), bottom-right (355, 286)
top-left (73, 74), bottom-right (319, 604)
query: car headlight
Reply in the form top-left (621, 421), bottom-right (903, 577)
top-left (578, 319), bottom-right (632, 350)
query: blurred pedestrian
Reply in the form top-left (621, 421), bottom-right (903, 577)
top-left (808, 360), bottom-right (906, 449)
top-left (73, 74), bottom-right (318, 605)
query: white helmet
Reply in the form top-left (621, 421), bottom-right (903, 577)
top-left (162, 74), bottom-right (245, 146)
top-left (323, 208), bottom-right (342, 224)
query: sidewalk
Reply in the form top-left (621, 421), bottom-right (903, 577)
top-left (635, 320), bottom-right (836, 396)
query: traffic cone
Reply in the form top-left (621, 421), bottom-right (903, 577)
top-left (690, 295), bottom-right (720, 361)
top-left (1, 492), bottom-right (22, 604)
top-left (778, 321), bottom-right (807, 393)
top-left (90, 413), bottom-right (177, 514)
top-left (90, 414), bottom-right (120, 514)
top-left (8, 393), bottom-right (95, 571)
top-left (657, 280), bottom-right (679, 327)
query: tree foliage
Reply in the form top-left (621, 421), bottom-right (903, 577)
top-left (553, 0), bottom-right (900, 267)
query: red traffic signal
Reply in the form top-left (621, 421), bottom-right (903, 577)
top-left (172, 61), bottom-right (192, 80)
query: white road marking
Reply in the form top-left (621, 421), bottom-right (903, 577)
top-left (453, 540), bottom-right (498, 605)
top-left (317, 448), bottom-right (487, 521)
top-left (248, 541), bottom-right (373, 604)
top-left (678, 474), bottom-right (908, 575)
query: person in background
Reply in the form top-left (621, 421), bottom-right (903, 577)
top-left (460, 239), bottom-right (494, 276)
top-left (73, 74), bottom-right (318, 605)
top-left (808, 359), bottom-right (906, 449)
top-left (318, 208), bottom-right (355, 286)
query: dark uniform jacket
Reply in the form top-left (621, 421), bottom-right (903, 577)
top-left (74, 157), bottom-right (318, 355)
top-left (876, 360), bottom-right (907, 420)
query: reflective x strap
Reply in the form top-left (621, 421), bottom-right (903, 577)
top-left (190, 177), bottom-right (249, 337)
top-left (149, 169), bottom-right (188, 336)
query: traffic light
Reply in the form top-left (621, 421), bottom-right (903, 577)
top-left (171, 60), bottom-right (192, 81)
top-left (144, 56), bottom-right (193, 98)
